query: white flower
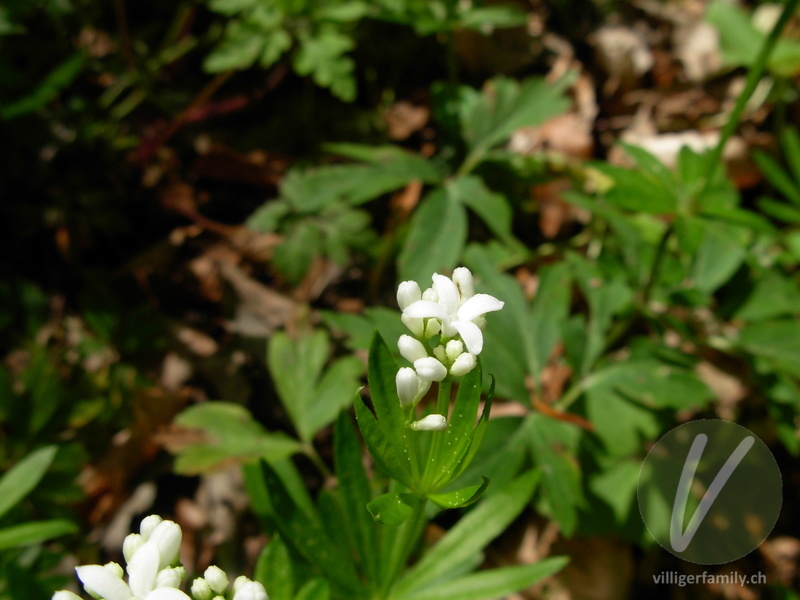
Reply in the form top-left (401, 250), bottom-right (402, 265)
top-left (402, 270), bottom-right (503, 356)
top-left (53, 592), bottom-right (84, 600)
top-left (450, 352), bottom-right (477, 376)
top-left (147, 520), bottom-right (182, 569)
top-left (410, 414), bottom-right (448, 431)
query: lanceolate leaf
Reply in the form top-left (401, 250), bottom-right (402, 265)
top-left (0, 445), bottom-right (57, 520)
top-left (398, 558), bottom-right (569, 600)
top-left (395, 470), bottom-right (541, 595)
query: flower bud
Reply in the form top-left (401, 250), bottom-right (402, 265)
top-left (123, 533), bottom-right (144, 563)
top-left (53, 592), bottom-right (83, 600)
top-left (424, 318), bottom-right (441, 338)
top-left (397, 281), bottom-right (421, 310)
top-left (232, 580), bottom-right (269, 600)
top-left (432, 345), bottom-right (447, 363)
top-left (410, 414), bottom-right (448, 431)
top-left (156, 566), bottom-right (185, 589)
top-left (422, 287), bottom-right (439, 302)
top-left (204, 566), bottom-right (229, 594)
top-left (401, 313), bottom-right (425, 337)
top-left (450, 352), bottom-right (477, 376)
top-left (192, 578), bottom-right (213, 600)
top-left (453, 267), bottom-right (475, 301)
top-left (149, 520), bottom-right (182, 569)
top-left (396, 368), bottom-right (419, 407)
top-left (139, 515), bottom-right (163, 540)
top-left (398, 335), bottom-right (428, 363)
top-left (445, 340), bottom-right (464, 362)
top-left (413, 357), bottom-right (447, 381)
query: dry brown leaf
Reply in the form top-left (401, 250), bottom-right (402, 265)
top-left (385, 101), bottom-right (430, 141)
top-left (218, 261), bottom-right (297, 337)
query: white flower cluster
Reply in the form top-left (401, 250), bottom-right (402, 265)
top-left (53, 515), bottom-right (268, 600)
top-left (395, 268), bottom-right (503, 430)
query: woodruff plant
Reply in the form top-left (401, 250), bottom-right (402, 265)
top-left (65, 268), bottom-right (566, 600)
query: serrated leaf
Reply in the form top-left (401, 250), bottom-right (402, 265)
top-left (459, 76), bottom-right (571, 159)
top-left (0, 446), bottom-right (57, 520)
top-left (268, 329), bottom-right (361, 442)
top-left (171, 403), bottom-right (301, 474)
top-left (293, 28), bottom-right (356, 101)
top-left (526, 414), bottom-right (584, 535)
top-left (398, 187), bottom-right (468, 285)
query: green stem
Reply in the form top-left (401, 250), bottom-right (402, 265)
top-left (380, 496), bottom-right (427, 597)
top-left (303, 444), bottom-right (332, 480)
top-left (702, 0), bottom-right (800, 192)
top-left (420, 378), bottom-right (452, 490)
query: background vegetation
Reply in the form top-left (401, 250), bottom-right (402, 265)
top-left (2, 0), bottom-right (800, 598)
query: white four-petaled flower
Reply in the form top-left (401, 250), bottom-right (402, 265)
top-left (401, 269), bottom-right (504, 356)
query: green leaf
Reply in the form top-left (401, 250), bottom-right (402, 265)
top-left (428, 477), bottom-right (488, 509)
top-left (279, 153), bottom-right (442, 213)
top-left (171, 403), bottom-right (301, 475)
top-left (0, 519), bottom-right (77, 551)
top-left (736, 270), bottom-right (800, 321)
top-left (399, 558), bottom-right (569, 600)
top-left (457, 6), bottom-right (527, 30)
top-left (587, 360), bottom-right (713, 410)
top-left (0, 445), bottom-right (57, 520)
top-left (585, 383), bottom-right (661, 458)
top-left (686, 219), bottom-right (749, 293)
top-left (367, 492), bottom-right (415, 526)
top-left (459, 76), bottom-right (571, 161)
top-left (268, 329), bottom-right (361, 442)
top-left (593, 162), bottom-right (678, 214)
top-left (204, 21), bottom-right (265, 72)
top-left (333, 412), bottom-right (379, 582)
top-left (355, 334), bottom-right (414, 486)
top-left (430, 363), bottom-right (483, 487)
top-left (781, 128), bottom-right (800, 184)
top-left (293, 28), bottom-right (356, 101)
top-left (398, 187), bottom-right (468, 283)
top-left (1, 53), bottom-right (85, 119)
top-left (294, 579), bottom-right (330, 600)
top-left (589, 459), bottom-right (641, 526)
top-left (395, 470), bottom-right (541, 595)
top-left (526, 414), bottom-right (584, 535)
top-left (450, 175), bottom-right (513, 243)
top-left (273, 220), bottom-right (321, 284)
top-left (738, 319), bottom-right (800, 377)
top-left (257, 460), bottom-right (360, 592)
top-left (753, 150), bottom-right (800, 205)
top-left (254, 535), bottom-right (294, 600)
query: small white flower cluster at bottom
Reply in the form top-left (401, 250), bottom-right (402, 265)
top-left (53, 515), bottom-right (268, 600)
